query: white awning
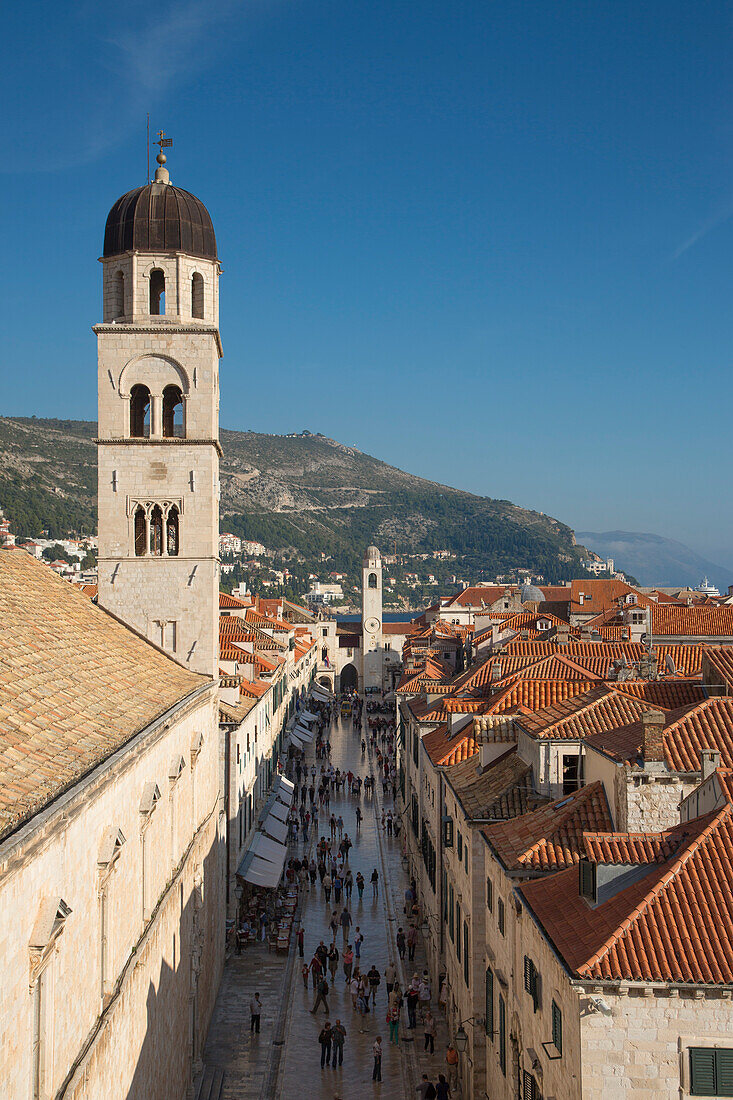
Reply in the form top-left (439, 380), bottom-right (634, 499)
top-left (299, 710), bottom-right (319, 723)
top-left (240, 852), bottom-right (282, 889)
top-left (289, 731), bottom-right (306, 750)
top-left (250, 831), bottom-right (288, 867)
top-left (273, 776), bottom-right (295, 805)
top-left (261, 812), bottom-right (288, 844)
top-left (268, 800), bottom-right (289, 824)
top-left (293, 724), bottom-right (315, 742)
top-left (311, 684), bottom-right (334, 701)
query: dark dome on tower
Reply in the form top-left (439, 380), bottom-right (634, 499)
top-left (103, 182), bottom-right (217, 261)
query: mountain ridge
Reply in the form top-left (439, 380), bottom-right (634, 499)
top-left (0, 415), bottom-right (592, 583)
top-left (577, 529), bottom-right (733, 590)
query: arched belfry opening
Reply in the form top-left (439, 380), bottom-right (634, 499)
top-left (191, 273), bottom-right (204, 319)
top-left (166, 506), bottom-right (180, 556)
top-left (134, 506), bottom-right (147, 556)
top-left (368, 572), bottom-right (378, 589)
top-left (149, 269), bottom-right (165, 315)
top-left (162, 385), bottom-right (184, 437)
top-left (130, 385), bottom-right (151, 438)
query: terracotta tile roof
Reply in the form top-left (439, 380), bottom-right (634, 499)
top-left (519, 807), bottom-right (733, 983)
top-left (445, 747), bottom-right (539, 820)
top-left (570, 579), bottom-right (653, 616)
top-left (219, 697), bottom-right (257, 723)
top-left (0, 549), bottom-right (208, 842)
top-left (501, 640), bottom-right (704, 678)
top-left (239, 679), bottom-right (270, 699)
top-left (219, 617), bottom-right (258, 639)
top-left (484, 679), bottom-right (599, 715)
top-left (422, 718), bottom-right (478, 766)
top-left (219, 591), bottom-right (250, 610)
top-left (382, 621), bottom-right (418, 635)
top-left (516, 686), bottom-right (658, 741)
top-left (585, 697), bottom-right (733, 771)
top-left (702, 644), bottom-right (733, 690)
top-left (651, 605), bottom-right (733, 637)
top-left (483, 782), bottom-right (613, 873)
top-left (77, 583), bottom-right (98, 599)
top-left (413, 697), bottom-right (492, 723)
top-left (611, 681), bottom-right (706, 708)
top-left (538, 586), bottom-right (573, 603)
top-left (582, 831), bottom-right (683, 864)
top-left (443, 586), bottom-right (518, 608)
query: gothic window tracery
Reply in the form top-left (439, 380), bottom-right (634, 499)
top-left (130, 500), bottom-right (183, 557)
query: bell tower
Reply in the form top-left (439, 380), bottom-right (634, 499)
top-left (94, 147), bottom-right (221, 677)
top-left (362, 545), bottom-right (383, 691)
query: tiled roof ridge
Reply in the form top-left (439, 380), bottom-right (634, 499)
top-left (487, 782), bottom-right (611, 869)
top-left (576, 805), bottom-right (732, 979)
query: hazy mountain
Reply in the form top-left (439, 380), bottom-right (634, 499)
top-left (0, 416), bottom-right (592, 583)
top-left (577, 530), bottom-right (733, 591)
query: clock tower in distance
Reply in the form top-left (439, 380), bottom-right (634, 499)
top-left (362, 544), bottom-right (383, 691)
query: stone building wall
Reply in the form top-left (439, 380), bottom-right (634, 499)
top-left (0, 686), bottom-right (222, 1100)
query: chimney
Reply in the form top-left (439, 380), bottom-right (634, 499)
top-left (701, 748), bottom-right (721, 781)
top-left (641, 710), bottom-right (666, 763)
top-left (477, 716), bottom-right (517, 770)
top-left (556, 623), bottom-right (570, 644)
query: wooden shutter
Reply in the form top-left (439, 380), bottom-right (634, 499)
top-left (552, 1000), bottom-right (563, 1055)
top-left (690, 1048), bottom-right (716, 1095)
top-left (498, 994), bottom-right (506, 1075)
top-left (485, 969), bottom-right (493, 1038)
top-left (486, 876), bottom-right (493, 912)
top-left (717, 1049), bottom-right (733, 1096)
top-left (523, 1070), bottom-right (536, 1100)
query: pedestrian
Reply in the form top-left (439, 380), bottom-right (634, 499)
top-left (329, 911), bottom-right (339, 942)
top-left (396, 927), bottom-right (406, 960)
top-left (316, 940), bottom-right (328, 969)
top-left (331, 1019), bottom-right (346, 1067)
top-left (372, 1036), bottom-right (383, 1081)
top-left (416, 1074), bottom-right (436, 1099)
top-left (301, 963), bottom-right (310, 989)
top-left (435, 1074), bottom-right (450, 1100)
top-left (367, 964), bottom-right (381, 1006)
top-left (249, 992), bottom-right (262, 1034)
top-left (371, 868), bottom-right (379, 898)
top-left (340, 906), bottom-right (352, 945)
top-left (311, 976), bottom-right (330, 1014)
top-left (406, 979), bottom-right (419, 1030)
top-left (309, 858), bottom-right (317, 887)
top-left (389, 981), bottom-right (403, 1015)
top-left (310, 953), bottom-right (322, 990)
top-left (328, 943), bottom-right (339, 983)
top-left (384, 962), bottom-right (396, 995)
top-left (349, 974), bottom-right (360, 1010)
top-left (318, 1021), bottom-right (332, 1069)
top-left (297, 926), bottom-right (304, 958)
top-left (407, 924), bottom-right (418, 962)
top-left (355, 805), bottom-right (362, 830)
top-left (323, 872), bottom-right (332, 903)
top-left (354, 927), bottom-right (364, 959)
top-left (424, 1009), bottom-right (436, 1054)
top-left (445, 1044), bottom-right (459, 1091)
top-left (356, 872), bottom-right (365, 900)
top-left (387, 1004), bottom-right (400, 1045)
top-left (343, 944), bottom-right (354, 983)
top-left (344, 868), bottom-right (353, 899)
top-left (333, 873), bottom-right (342, 904)
top-left (419, 975), bottom-right (432, 1020)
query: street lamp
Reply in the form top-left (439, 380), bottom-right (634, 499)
top-left (455, 1024), bottom-right (469, 1053)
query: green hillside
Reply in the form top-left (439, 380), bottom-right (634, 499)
top-left (0, 417), bottom-right (591, 584)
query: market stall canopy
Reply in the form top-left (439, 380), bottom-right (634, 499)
top-left (261, 811), bottom-right (288, 844)
top-left (237, 849), bottom-right (283, 889)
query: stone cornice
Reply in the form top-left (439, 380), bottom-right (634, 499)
top-left (92, 322), bottom-right (223, 358)
top-left (95, 437), bottom-right (223, 457)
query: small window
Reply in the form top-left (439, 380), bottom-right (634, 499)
top-left (163, 621), bottom-right (177, 652)
top-left (485, 968), bottom-right (494, 1038)
top-left (689, 1048), bottom-right (733, 1096)
top-left (150, 268), bottom-right (165, 315)
top-left (523, 955), bottom-right (540, 1012)
top-left (486, 877), bottom-right (493, 912)
top-left (463, 922), bottom-right (469, 986)
top-left (443, 816), bottom-right (454, 847)
top-left (149, 505), bottom-right (163, 556)
top-left (457, 831), bottom-right (463, 860)
top-left (130, 384), bottom-right (151, 438)
top-left (134, 506), bottom-right (147, 556)
top-left (166, 506), bottom-right (179, 556)
top-left (551, 1000), bottom-right (563, 1055)
top-left (162, 385), bottom-right (183, 438)
top-left (579, 859), bottom-right (597, 903)
top-left (448, 885), bottom-right (455, 942)
top-left (368, 572), bottom-right (378, 589)
top-left (498, 897), bottom-right (505, 936)
top-left (191, 272), bottom-right (204, 319)
top-left (456, 902), bottom-right (462, 961)
top-left (523, 1070), bottom-right (537, 1100)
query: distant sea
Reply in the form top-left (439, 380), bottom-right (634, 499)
top-left (338, 612), bottom-right (417, 623)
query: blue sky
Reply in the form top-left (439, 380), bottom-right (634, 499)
top-left (1, 1), bottom-right (732, 565)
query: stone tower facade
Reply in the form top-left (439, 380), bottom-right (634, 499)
top-left (362, 544), bottom-right (383, 690)
top-left (94, 156), bottom-right (221, 677)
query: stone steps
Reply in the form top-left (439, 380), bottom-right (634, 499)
top-left (194, 1065), bottom-right (225, 1100)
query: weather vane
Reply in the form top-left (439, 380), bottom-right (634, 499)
top-left (146, 116), bottom-right (174, 182)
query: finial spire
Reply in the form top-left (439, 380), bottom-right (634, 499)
top-left (153, 130), bottom-right (173, 184)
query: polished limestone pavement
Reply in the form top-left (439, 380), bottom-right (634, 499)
top-left (204, 706), bottom-right (451, 1099)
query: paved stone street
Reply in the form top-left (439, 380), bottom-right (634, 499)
top-left (203, 704), bottom-right (452, 1099)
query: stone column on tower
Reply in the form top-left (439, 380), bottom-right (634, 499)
top-left (362, 544), bottom-right (384, 691)
top-left (94, 152), bottom-right (221, 677)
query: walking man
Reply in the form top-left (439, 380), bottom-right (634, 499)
top-left (311, 976), bottom-right (330, 1015)
top-left (396, 927), bottom-right (406, 960)
top-left (372, 1036), bottom-right (383, 1082)
top-left (340, 905), bottom-right (352, 946)
top-left (354, 927), bottom-right (364, 960)
top-left (407, 924), bottom-right (418, 961)
top-left (250, 992), bottom-right (262, 1033)
top-left (331, 1019), bottom-right (346, 1067)
top-left (318, 1022), bottom-right (332, 1069)
top-left (297, 926), bottom-right (304, 958)
top-left (367, 964), bottom-right (381, 1006)
top-left (446, 1044), bottom-right (459, 1091)
top-left (385, 962), bottom-right (396, 995)
top-left (371, 868), bottom-right (379, 898)
top-left (424, 1009), bottom-right (436, 1054)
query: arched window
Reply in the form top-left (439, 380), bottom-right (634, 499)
top-left (130, 385), bottom-right (151, 437)
top-left (134, 506), bottom-right (147, 556)
top-left (149, 505), bottom-right (163, 556)
top-left (162, 385), bottom-right (183, 437)
top-left (368, 572), bottom-right (378, 589)
top-left (114, 270), bottom-right (125, 319)
top-left (149, 269), bottom-right (165, 315)
top-left (191, 272), bottom-right (204, 319)
top-left (166, 506), bottom-right (179, 556)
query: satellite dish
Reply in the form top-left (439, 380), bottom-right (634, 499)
top-left (665, 654), bottom-right (677, 676)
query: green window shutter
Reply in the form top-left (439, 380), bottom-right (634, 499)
top-left (456, 903), bottom-right (462, 961)
top-left (486, 877), bottom-right (493, 912)
top-left (717, 1049), bottom-right (733, 1096)
top-left (485, 969), bottom-right (493, 1038)
top-left (463, 923), bottom-right (469, 986)
top-left (498, 995), bottom-right (506, 1075)
top-left (552, 1000), bottom-right (563, 1055)
top-left (690, 1049), bottom-right (717, 1095)
top-left (498, 897), bottom-right (505, 935)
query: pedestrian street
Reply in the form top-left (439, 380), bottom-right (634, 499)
top-left (203, 701), bottom-right (451, 1099)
